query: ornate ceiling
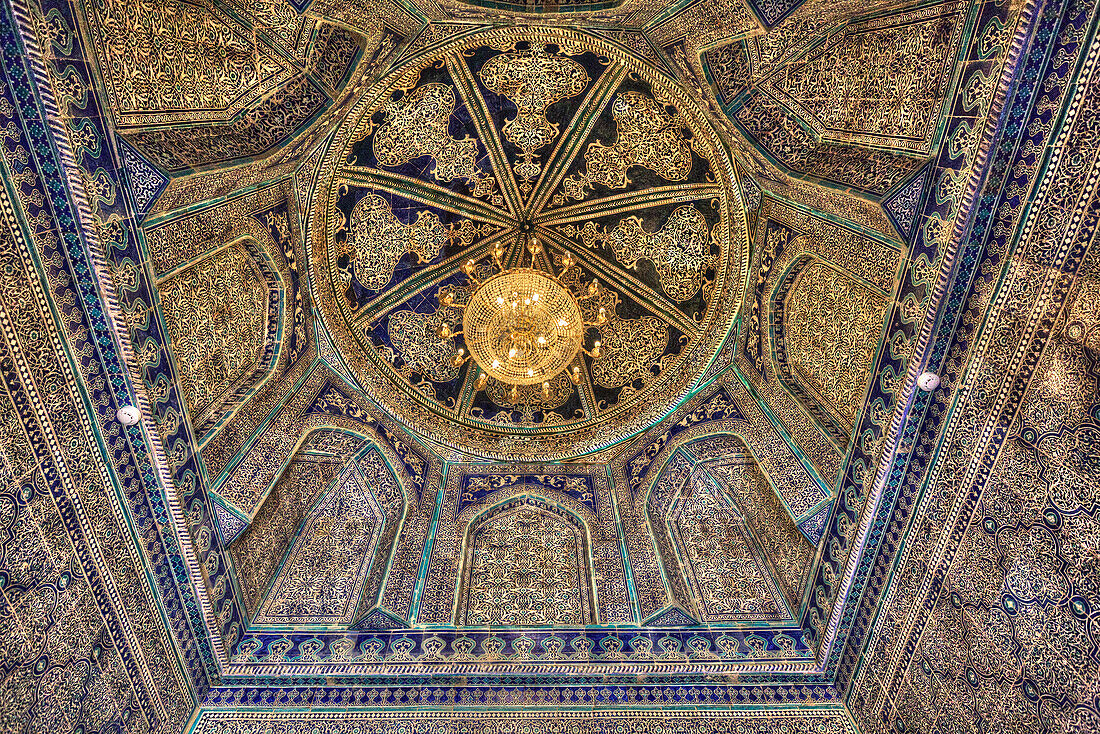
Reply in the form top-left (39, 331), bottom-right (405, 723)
top-left (0, 0), bottom-right (1098, 733)
top-left (310, 27), bottom-right (744, 458)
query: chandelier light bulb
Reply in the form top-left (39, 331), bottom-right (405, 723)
top-left (570, 366), bottom-right (582, 385)
top-left (588, 280), bottom-right (598, 296)
top-left (562, 252), bottom-right (574, 269)
top-left (542, 381), bottom-right (550, 399)
top-left (439, 323), bottom-right (452, 338)
top-left (509, 385), bottom-right (519, 404)
top-left (597, 307), bottom-right (606, 324)
top-left (441, 291), bottom-right (454, 306)
top-left (475, 372), bottom-right (488, 391)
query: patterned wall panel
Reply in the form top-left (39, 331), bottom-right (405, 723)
top-left (844, 0), bottom-right (1100, 729)
top-left (143, 190), bottom-right (313, 474)
top-left (253, 447), bottom-right (405, 627)
top-left (662, 466), bottom-right (790, 622)
top-left (704, 1), bottom-right (969, 196)
top-left (705, 457), bottom-right (814, 611)
top-left (457, 498), bottom-right (595, 626)
top-left (80, 0), bottom-right (297, 126)
top-left (420, 464), bottom-right (627, 626)
top-left (765, 2), bottom-right (967, 154)
top-left (157, 241), bottom-right (282, 439)
top-left (229, 429), bottom-right (368, 617)
top-left (221, 375), bottom-right (435, 629)
top-left (772, 256), bottom-right (890, 443)
top-left (0, 4), bottom-right (204, 725)
top-left (740, 197), bottom-right (901, 481)
top-left (621, 382), bottom-right (832, 538)
top-left (187, 708), bottom-right (858, 734)
top-left (81, 1), bottom-right (366, 172)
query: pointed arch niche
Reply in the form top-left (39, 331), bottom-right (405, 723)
top-left (156, 238), bottom-right (282, 439)
top-left (456, 497), bottom-right (596, 627)
top-left (230, 428), bottom-right (369, 617)
top-left (252, 445), bottom-right (407, 627)
top-left (644, 435), bottom-right (816, 623)
top-left (770, 255), bottom-right (890, 445)
top-left (229, 430), bottom-right (410, 628)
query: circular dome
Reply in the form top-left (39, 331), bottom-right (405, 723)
top-left (463, 269), bottom-right (585, 386)
top-left (310, 27), bottom-right (747, 459)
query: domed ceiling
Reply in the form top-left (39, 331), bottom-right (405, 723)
top-left (8, 0), bottom-right (1098, 731)
top-left (308, 27), bottom-right (746, 458)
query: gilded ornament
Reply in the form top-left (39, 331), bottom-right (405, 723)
top-left (373, 83), bottom-right (496, 198)
top-left (478, 46), bottom-right (588, 194)
top-left (559, 92), bottom-right (693, 202)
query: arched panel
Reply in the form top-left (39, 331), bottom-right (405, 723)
top-left (771, 256), bottom-right (889, 444)
top-left (457, 498), bottom-right (594, 627)
top-left (253, 446), bottom-right (405, 627)
top-left (704, 459), bottom-right (815, 612)
top-left (664, 468), bottom-right (787, 622)
top-left (157, 239), bottom-right (281, 439)
top-left (230, 429), bottom-right (368, 617)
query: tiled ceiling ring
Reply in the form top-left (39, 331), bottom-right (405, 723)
top-left (309, 26), bottom-right (748, 460)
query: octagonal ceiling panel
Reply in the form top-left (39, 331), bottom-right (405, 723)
top-left (309, 27), bottom-right (747, 459)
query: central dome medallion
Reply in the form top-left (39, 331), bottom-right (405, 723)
top-left (310, 27), bottom-right (748, 459)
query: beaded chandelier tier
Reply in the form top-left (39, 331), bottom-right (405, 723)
top-left (438, 236), bottom-right (605, 403)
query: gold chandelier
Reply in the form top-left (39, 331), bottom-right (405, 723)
top-left (438, 235), bottom-right (605, 403)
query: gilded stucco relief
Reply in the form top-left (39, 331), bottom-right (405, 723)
top-left (459, 502), bottom-right (593, 626)
top-left (157, 243), bottom-right (277, 434)
top-left (665, 468), bottom-right (787, 622)
top-left (776, 258), bottom-right (890, 439)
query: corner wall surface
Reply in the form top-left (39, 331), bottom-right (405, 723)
top-left (0, 0), bottom-right (209, 729)
top-left (844, 0), bottom-right (1100, 730)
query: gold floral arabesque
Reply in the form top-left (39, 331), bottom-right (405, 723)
top-left (438, 236), bottom-right (606, 402)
